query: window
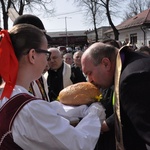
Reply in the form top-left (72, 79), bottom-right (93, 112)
top-left (130, 33), bottom-right (137, 44)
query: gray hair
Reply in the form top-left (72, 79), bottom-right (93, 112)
top-left (87, 42), bottom-right (117, 66)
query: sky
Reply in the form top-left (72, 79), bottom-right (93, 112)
top-left (6, 0), bottom-right (126, 32)
top-left (41, 0), bottom-right (125, 32)
top-left (42, 0), bottom-right (87, 32)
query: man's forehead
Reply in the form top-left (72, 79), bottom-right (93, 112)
top-left (82, 60), bottom-right (93, 75)
top-left (82, 52), bottom-right (92, 61)
top-left (82, 56), bottom-right (92, 68)
top-left (50, 50), bottom-right (60, 56)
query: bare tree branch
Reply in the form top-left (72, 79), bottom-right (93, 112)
top-left (0, 0), bottom-right (54, 29)
top-left (123, 0), bottom-right (150, 20)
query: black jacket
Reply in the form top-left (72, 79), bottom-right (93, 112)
top-left (95, 87), bottom-right (115, 150)
top-left (120, 50), bottom-right (150, 150)
top-left (71, 63), bottom-right (86, 83)
top-left (47, 63), bottom-right (86, 101)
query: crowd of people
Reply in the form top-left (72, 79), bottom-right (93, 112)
top-left (0, 14), bottom-right (150, 150)
top-left (0, 14), bottom-right (106, 150)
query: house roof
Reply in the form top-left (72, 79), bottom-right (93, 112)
top-left (117, 8), bottom-right (150, 30)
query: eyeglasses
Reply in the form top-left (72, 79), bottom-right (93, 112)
top-left (35, 49), bottom-right (51, 61)
top-left (23, 48), bottom-right (51, 61)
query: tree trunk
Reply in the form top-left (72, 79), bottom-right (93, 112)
top-left (93, 16), bottom-right (98, 42)
top-left (94, 26), bottom-right (99, 42)
top-left (1, 0), bottom-right (11, 29)
top-left (106, 0), bottom-right (119, 40)
top-left (3, 13), bottom-right (8, 29)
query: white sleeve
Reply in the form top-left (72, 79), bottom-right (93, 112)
top-left (12, 100), bottom-right (101, 150)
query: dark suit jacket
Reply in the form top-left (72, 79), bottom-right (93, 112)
top-left (120, 50), bottom-right (150, 150)
top-left (95, 87), bottom-right (115, 150)
top-left (71, 63), bottom-right (87, 83)
top-left (47, 63), bottom-right (86, 101)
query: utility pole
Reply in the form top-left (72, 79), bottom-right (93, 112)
top-left (58, 16), bottom-right (71, 47)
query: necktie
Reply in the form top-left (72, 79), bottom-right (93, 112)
top-left (114, 46), bottom-right (127, 150)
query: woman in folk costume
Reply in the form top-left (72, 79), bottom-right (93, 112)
top-left (0, 24), bottom-right (105, 149)
top-left (29, 64), bottom-right (50, 102)
top-left (13, 14), bottom-right (51, 101)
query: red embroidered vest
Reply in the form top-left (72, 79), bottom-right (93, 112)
top-left (0, 93), bottom-right (37, 150)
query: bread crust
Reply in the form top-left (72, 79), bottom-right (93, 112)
top-left (58, 82), bottom-right (101, 105)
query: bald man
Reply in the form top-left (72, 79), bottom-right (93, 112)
top-left (46, 48), bottom-right (73, 101)
top-left (47, 48), bottom-right (87, 101)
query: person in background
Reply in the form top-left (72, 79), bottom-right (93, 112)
top-left (102, 38), bottom-right (120, 49)
top-left (13, 14), bottom-right (51, 101)
top-left (47, 48), bottom-right (86, 101)
top-left (71, 50), bottom-right (87, 83)
top-left (73, 50), bottom-right (83, 69)
top-left (47, 48), bottom-right (73, 101)
top-left (83, 44), bottom-right (88, 51)
top-left (138, 45), bottom-right (150, 56)
top-left (0, 24), bottom-right (106, 150)
top-left (13, 14), bottom-right (51, 47)
top-left (63, 52), bottom-right (73, 65)
top-left (81, 42), bottom-right (150, 150)
top-left (117, 40), bottom-right (123, 48)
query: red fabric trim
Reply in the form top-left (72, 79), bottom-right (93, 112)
top-left (0, 30), bottom-right (18, 99)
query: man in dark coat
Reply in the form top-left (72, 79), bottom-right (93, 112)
top-left (47, 48), bottom-right (86, 101)
top-left (81, 42), bottom-right (150, 150)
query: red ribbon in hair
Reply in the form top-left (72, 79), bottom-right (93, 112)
top-left (0, 30), bottom-right (18, 99)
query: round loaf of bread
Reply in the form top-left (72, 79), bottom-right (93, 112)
top-left (58, 82), bottom-right (101, 106)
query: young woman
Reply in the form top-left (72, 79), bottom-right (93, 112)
top-left (0, 24), bottom-right (105, 150)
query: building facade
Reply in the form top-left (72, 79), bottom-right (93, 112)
top-left (105, 8), bottom-right (150, 48)
top-left (47, 9), bottom-right (150, 49)
top-left (86, 26), bottom-right (111, 43)
top-left (47, 30), bottom-right (88, 49)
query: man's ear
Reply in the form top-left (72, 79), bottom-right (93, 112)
top-left (101, 57), bottom-right (111, 71)
top-left (28, 49), bottom-right (36, 64)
